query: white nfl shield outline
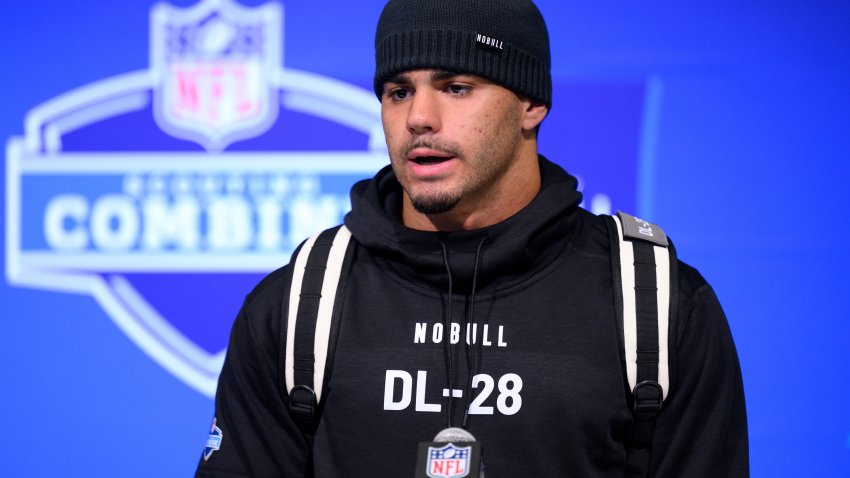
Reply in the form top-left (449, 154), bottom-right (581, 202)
top-left (150, 0), bottom-right (282, 151)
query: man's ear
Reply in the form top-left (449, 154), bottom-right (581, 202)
top-left (521, 101), bottom-right (548, 131)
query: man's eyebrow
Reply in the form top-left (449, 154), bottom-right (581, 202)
top-left (384, 70), bottom-right (466, 86)
top-left (431, 70), bottom-right (463, 82)
top-left (384, 73), bottom-right (411, 85)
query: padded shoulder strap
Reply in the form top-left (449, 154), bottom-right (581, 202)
top-left (610, 212), bottom-right (678, 476)
top-left (284, 225), bottom-right (354, 418)
top-left (611, 212), bottom-right (673, 404)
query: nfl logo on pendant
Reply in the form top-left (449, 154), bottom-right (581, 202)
top-left (426, 443), bottom-right (471, 478)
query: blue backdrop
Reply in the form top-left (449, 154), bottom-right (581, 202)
top-left (1, 1), bottom-right (848, 476)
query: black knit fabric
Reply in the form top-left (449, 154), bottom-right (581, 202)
top-left (374, 0), bottom-right (552, 107)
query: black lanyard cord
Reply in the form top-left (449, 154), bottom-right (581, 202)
top-left (439, 240), bottom-right (455, 429)
top-left (462, 235), bottom-right (487, 429)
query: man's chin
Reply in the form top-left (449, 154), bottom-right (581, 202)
top-left (409, 193), bottom-right (460, 215)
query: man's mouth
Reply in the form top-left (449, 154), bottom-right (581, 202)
top-left (411, 155), bottom-right (451, 165)
top-left (406, 148), bottom-right (455, 165)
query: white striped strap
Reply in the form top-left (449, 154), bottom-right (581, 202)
top-left (285, 225), bottom-right (353, 403)
top-left (613, 213), bottom-right (670, 402)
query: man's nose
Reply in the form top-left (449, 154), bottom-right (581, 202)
top-left (406, 90), bottom-right (441, 135)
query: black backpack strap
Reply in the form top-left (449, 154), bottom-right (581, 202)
top-left (609, 211), bottom-right (678, 477)
top-left (284, 225), bottom-right (355, 436)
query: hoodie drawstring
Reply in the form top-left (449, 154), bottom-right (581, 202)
top-left (439, 241), bottom-right (455, 429)
top-left (462, 235), bottom-right (487, 429)
top-left (439, 235), bottom-right (488, 430)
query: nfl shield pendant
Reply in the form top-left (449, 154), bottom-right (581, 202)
top-left (416, 428), bottom-right (483, 478)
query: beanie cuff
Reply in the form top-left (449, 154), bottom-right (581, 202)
top-left (374, 29), bottom-right (551, 107)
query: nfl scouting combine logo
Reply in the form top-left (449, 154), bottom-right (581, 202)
top-left (5, 0), bottom-right (386, 397)
top-left (6, 0), bottom-right (658, 399)
top-left (204, 417), bottom-right (223, 461)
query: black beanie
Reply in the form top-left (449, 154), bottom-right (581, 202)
top-left (374, 0), bottom-right (552, 107)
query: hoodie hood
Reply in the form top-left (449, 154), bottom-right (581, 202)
top-left (344, 156), bottom-right (583, 294)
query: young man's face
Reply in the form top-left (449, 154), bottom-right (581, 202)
top-left (381, 69), bottom-right (539, 219)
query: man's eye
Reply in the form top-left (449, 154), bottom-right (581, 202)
top-left (389, 88), bottom-right (411, 101)
top-left (447, 84), bottom-right (471, 96)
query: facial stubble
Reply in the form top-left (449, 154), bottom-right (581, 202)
top-left (396, 126), bottom-right (521, 217)
top-left (393, 137), bottom-right (465, 214)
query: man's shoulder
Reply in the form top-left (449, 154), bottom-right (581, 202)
top-left (241, 224), bottom-right (353, 318)
top-left (574, 209), bottom-right (712, 302)
top-left (566, 207), bottom-right (615, 258)
top-left (676, 259), bottom-right (710, 302)
top-left (224, 263), bottom-right (292, 358)
top-left (244, 263), bottom-right (290, 308)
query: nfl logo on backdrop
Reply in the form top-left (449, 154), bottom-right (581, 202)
top-left (427, 443), bottom-right (472, 478)
top-left (151, 0), bottom-right (280, 150)
top-left (5, 0), bottom-right (386, 397)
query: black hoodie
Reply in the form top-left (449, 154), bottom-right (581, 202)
top-left (196, 157), bottom-right (748, 477)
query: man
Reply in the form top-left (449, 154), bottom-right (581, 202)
top-left (196, 0), bottom-right (748, 476)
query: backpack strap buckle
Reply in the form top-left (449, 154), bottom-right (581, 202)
top-left (633, 380), bottom-right (664, 421)
top-left (288, 384), bottom-right (317, 427)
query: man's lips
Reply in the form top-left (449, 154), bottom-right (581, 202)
top-left (405, 148), bottom-right (456, 176)
top-left (406, 148), bottom-right (455, 164)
